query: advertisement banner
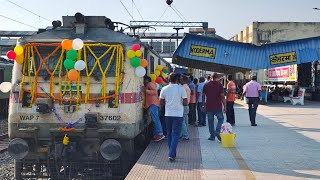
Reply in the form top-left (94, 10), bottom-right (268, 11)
top-left (265, 65), bottom-right (297, 82)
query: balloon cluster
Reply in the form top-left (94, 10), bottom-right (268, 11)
top-left (61, 38), bottom-right (86, 81)
top-left (126, 44), bottom-right (148, 77)
top-left (6, 45), bottom-right (24, 64)
top-left (150, 65), bottom-right (169, 85)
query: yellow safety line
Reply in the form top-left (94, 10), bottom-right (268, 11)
top-left (229, 148), bottom-right (256, 180)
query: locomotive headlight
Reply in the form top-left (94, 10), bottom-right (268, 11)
top-left (100, 139), bottom-right (122, 161)
top-left (36, 98), bottom-right (53, 114)
top-left (8, 138), bottom-right (29, 159)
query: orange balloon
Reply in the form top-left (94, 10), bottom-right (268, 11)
top-left (61, 39), bottom-right (73, 50)
top-left (68, 69), bottom-right (79, 81)
top-left (140, 59), bottom-right (148, 68)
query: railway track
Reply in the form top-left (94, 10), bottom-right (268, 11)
top-left (0, 133), bottom-right (8, 153)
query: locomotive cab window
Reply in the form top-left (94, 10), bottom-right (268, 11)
top-left (22, 46), bottom-right (64, 77)
top-left (22, 45), bottom-right (118, 77)
top-left (84, 46), bottom-right (117, 77)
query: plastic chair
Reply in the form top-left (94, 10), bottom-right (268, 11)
top-left (283, 87), bottom-right (294, 103)
top-left (291, 88), bottom-right (305, 105)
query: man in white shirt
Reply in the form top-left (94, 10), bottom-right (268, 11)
top-left (160, 73), bottom-right (188, 162)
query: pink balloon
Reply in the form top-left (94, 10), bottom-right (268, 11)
top-left (6, 50), bottom-right (16, 60)
top-left (155, 77), bottom-right (162, 84)
top-left (132, 44), bottom-right (141, 51)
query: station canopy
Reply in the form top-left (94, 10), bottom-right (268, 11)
top-left (172, 34), bottom-right (320, 74)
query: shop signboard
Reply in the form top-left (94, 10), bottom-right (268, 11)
top-left (265, 65), bottom-right (297, 82)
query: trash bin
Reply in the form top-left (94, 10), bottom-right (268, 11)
top-left (221, 133), bottom-right (235, 148)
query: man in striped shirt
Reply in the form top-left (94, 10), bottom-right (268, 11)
top-left (243, 75), bottom-right (261, 126)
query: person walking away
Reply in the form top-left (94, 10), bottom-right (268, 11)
top-left (226, 75), bottom-right (236, 126)
top-left (193, 78), bottom-right (199, 109)
top-left (188, 75), bottom-right (197, 125)
top-left (243, 75), bottom-right (261, 126)
top-left (144, 77), bottom-right (165, 142)
top-left (180, 75), bottom-right (191, 140)
top-left (197, 77), bottom-right (206, 126)
top-left (202, 73), bottom-right (226, 141)
top-left (241, 80), bottom-right (249, 100)
top-left (160, 73), bottom-right (188, 162)
top-left (205, 75), bottom-right (211, 84)
top-left (193, 78), bottom-right (199, 126)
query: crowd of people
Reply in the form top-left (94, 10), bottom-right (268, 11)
top-left (144, 72), bottom-right (261, 162)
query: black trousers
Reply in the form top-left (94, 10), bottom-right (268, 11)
top-left (247, 97), bottom-right (259, 125)
top-left (226, 101), bottom-right (235, 125)
top-left (188, 103), bottom-right (197, 125)
top-left (159, 106), bottom-right (166, 136)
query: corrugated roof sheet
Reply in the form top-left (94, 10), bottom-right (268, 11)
top-left (173, 34), bottom-right (320, 71)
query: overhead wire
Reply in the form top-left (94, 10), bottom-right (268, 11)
top-left (120, 0), bottom-right (135, 20)
top-left (0, 14), bottom-right (38, 29)
top-left (170, 6), bottom-right (185, 22)
top-left (132, 0), bottom-right (134, 19)
top-left (5, 0), bottom-right (51, 22)
top-left (171, 4), bottom-right (188, 22)
top-left (132, 0), bottom-right (144, 20)
top-left (155, 6), bottom-right (169, 26)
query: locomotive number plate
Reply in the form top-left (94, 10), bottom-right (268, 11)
top-left (99, 115), bottom-right (121, 121)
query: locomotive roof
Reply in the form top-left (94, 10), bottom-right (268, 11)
top-left (19, 27), bottom-right (139, 45)
top-left (0, 57), bottom-right (14, 66)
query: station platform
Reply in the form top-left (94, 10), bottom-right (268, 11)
top-left (125, 100), bottom-right (320, 180)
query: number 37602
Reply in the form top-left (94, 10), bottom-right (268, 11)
top-left (99, 115), bottom-right (121, 121)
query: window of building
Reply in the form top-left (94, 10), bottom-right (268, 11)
top-left (150, 42), bottom-right (162, 53)
top-left (163, 42), bottom-right (175, 53)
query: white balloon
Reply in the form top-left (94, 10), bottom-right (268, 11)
top-left (72, 38), bottom-right (84, 50)
top-left (0, 82), bottom-right (12, 93)
top-left (135, 66), bottom-right (146, 77)
top-left (74, 60), bottom-right (86, 71)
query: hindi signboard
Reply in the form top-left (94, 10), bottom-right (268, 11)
top-left (265, 65), bottom-right (297, 82)
top-left (269, 51), bottom-right (297, 65)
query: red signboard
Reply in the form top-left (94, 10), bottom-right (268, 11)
top-left (266, 65), bottom-right (297, 82)
top-left (268, 67), bottom-right (289, 79)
